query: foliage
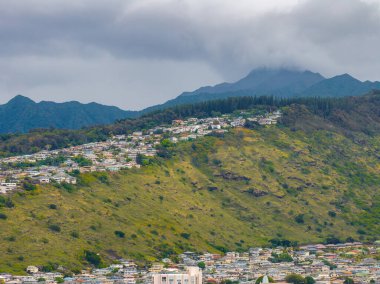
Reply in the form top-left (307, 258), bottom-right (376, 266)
top-left (285, 274), bottom-right (306, 284)
top-left (343, 278), bottom-right (354, 284)
top-left (269, 239), bottom-right (297, 248)
top-left (84, 251), bottom-right (103, 268)
top-left (22, 179), bottom-right (37, 191)
top-left (72, 155), bottom-right (93, 167)
top-left (48, 224), bottom-right (61, 233)
top-left (304, 276), bottom-right (315, 284)
top-left (269, 252), bottom-right (293, 263)
top-left (255, 276), bottom-right (274, 284)
top-left (114, 231), bottom-right (125, 238)
top-left (197, 262), bottom-right (206, 269)
top-left (294, 214), bottom-right (305, 224)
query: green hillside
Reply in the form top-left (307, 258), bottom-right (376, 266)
top-left (1, 124), bottom-right (379, 274)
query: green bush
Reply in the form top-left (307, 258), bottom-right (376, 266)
top-left (197, 262), bottom-right (206, 269)
top-left (48, 204), bottom-right (57, 210)
top-left (285, 274), bottom-right (305, 284)
top-left (114, 230), bottom-right (125, 238)
top-left (294, 214), bottom-right (305, 224)
top-left (84, 250), bottom-right (103, 267)
top-left (48, 224), bottom-right (61, 232)
top-left (0, 213), bottom-right (7, 220)
top-left (180, 232), bottom-right (191, 239)
top-left (269, 252), bottom-right (293, 263)
top-left (71, 231), bottom-right (80, 238)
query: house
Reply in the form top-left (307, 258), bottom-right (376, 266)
top-left (26, 266), bottom-right (39, 274)
top-left (152, 267), bottom-right (202, 284)
top-left (51, 173), bottom-right (77, 184)
top-left (38, 176), bottom-right (51, 184)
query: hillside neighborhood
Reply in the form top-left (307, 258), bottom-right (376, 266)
top-left (0, 111), bottom-right (281, 194)
top-left (0, 241), bottom-right (379, 284)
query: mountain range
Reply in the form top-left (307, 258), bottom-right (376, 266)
top-left (2, 68), bottom-right (380, 133)
top-left (144, 68), bottom-right (380, 112)
top-left (0, 95), bottom-right (138, 134)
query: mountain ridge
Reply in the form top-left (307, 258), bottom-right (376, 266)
top-left (3, 68), bottom-right (380, 133)
top-left (0, 95), bottom-right (139, 134)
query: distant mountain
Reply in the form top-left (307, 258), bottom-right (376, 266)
top-left (0, 95), bottom-right (138, 133)
top-left (142, 68), bottom-right (380, 112)
top-left (181, 68), bottom-right (325, 97)
top-left (3, 68), bottom-right (380, 133)
top-left (299, 74), bottom-right (380, 97)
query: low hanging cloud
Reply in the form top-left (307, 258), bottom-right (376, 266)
top-left (0, 0), bottom-right (379, 109)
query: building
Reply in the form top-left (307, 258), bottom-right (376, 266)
top-left (153, 267), bottom-right (202, 284)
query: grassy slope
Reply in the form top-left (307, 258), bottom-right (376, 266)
top-left (0, 127), bottom-right (379, 274)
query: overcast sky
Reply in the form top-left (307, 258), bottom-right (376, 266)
top-left (1, 0), bottom-right (380, 110)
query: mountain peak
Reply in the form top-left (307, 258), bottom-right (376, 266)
top-left (7, 95), bottom-right (35, 105)
top-left (333, 73), bottom-right (359, 81)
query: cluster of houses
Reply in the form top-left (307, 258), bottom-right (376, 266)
top-left (0, 111), bottom-right (282, 194)
top-left (1, 241), bottom-right (379, 284)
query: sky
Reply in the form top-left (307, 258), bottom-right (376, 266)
top-left (0, 0), bottom-right (380, 110)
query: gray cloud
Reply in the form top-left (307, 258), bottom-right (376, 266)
top-left (0, 0), bottom-right (379, 109)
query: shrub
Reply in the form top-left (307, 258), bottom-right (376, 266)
top-left (48, 204), bottom-right (57, 210)
top-left (197, 262), bottom-right (206, 269)
top-left (180, 232), bottom-right (191, 239)
top-left (114, 230), bottom-right (125, 238)
top-left (343, 278), bottom-right (354, 284)
top-left (285, 274), bottom-right (305, 284)
top-left (84, 250), bottom-right (102, 267)
top-left (23, 180), bottom-right (37, 191)
top-left (305, 276), bottom-right (315, 284)
top-left (0, 213), bottom-right (7, 220)
top-left (269, 252), bottom-right (293, 263)
top-left (151, 230), bottom-right (159, 236)
top-left (97, 174), bottom-right (109, 184)
top-left (294, 214), bottom-right (305, 224)
top-left (71, 231), bottom-right (80, 238)
top-left (5, 199), bottom-right (14, 208)
top-left (357, 229), bottom-right (366, 235)
top-left (325, 236), bottom-right (341, 244)
top-left (328, 211), bottom-right (336, 217)
top-left (6, 236), bottom-right (16, 241)
top-left (48, 224), bottom-right (61, 232)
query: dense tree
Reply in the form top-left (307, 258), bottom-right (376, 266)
top-left (285, 274), bottom-right (305, 284)
top-left (343, 278), bottom-right (354, 284)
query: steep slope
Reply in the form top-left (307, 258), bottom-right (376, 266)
top-left (0, 126), bottom-right (379, 274)
top-left (0, 95), bottom-right (138, 133)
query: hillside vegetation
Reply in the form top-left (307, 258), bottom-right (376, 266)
top-left (0, 124), bottom-right (379, 274)
top-left (2, 92), bottom-right (379, 157)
